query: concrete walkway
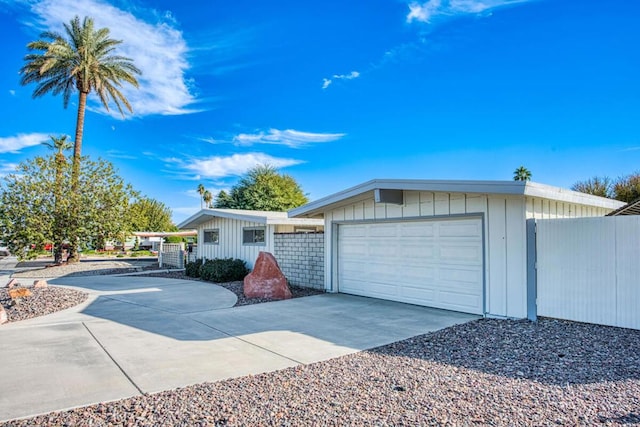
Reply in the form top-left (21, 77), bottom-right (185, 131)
top-left (0, 274), bottom-right (479, 422)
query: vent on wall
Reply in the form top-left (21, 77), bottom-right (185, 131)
top-left (374, 189), bottom-right (404, 205)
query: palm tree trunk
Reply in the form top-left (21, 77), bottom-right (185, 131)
top-left (67, 90), bottom-right (88, 263)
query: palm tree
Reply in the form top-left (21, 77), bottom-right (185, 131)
top-left (43, 135), bottom-right (72, 263)
top-left (203, 190), bottom-right (213, 208)
top-left (513, 166), bottom-right (532, 181)
top-left (197, 184), bottom-right (205, 209)
top-left (20, 16), bottom-right (141, 262)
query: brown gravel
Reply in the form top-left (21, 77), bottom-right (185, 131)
top-left (0, 286), bottom-right (88, 323)
top-left (2, 318), bottom-right (639, 426)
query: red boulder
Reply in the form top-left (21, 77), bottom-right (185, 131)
top-left (244, 252), bottom-right (292, 300)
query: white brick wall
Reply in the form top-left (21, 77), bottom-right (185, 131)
top-left (274, 232), bottom-right (324, 290)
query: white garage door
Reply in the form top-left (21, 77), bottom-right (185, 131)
top-left (337, 218), bottom-right (484, 314)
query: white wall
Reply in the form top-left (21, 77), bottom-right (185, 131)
top-left (197, 217), bottom-right (275, 269)
top-left (536, 216), bottom-right (640, 330)
top-left (322, 191), bottom-right (612, 318)
top-left (525, 197), bottom-right (608, 219)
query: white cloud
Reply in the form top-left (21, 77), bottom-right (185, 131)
top-left (407, 0), bottom-right (529, 23)
top-left (26, 0), bottom-right (197, 117)
top-left (0, 133), bottom-right (50, 153)
top-left (0, 162), bottom-right (20, 177)
top-left (232, 129), bottom-right (345, 148)
top-left (106, 150), bottom-right (137, 160)
top-left (8, 90), bottom-right (16, 96)
top-left (321, 71), bottom-right (360, 90)
top-left (177, 153), bottom-right (303, 179)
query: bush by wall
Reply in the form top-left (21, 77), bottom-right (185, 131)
top-left (185, 257), bottom-right (249, 283)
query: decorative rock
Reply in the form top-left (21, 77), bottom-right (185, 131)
top-left (0, 306), bottom-right (7, 324)
top-left (33, 280), bottom-right (48, 288)
top-left (244, 252), bottom-right (292, 300)
top-left (8, 287), bottom-right (32, 300)
top-left (5, 278), bottom-right (18, 288)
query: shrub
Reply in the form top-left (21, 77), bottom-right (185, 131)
top-left (199, 258), bottom-right (248, 283)
top-left (185, 258), bottom-right (202, 278)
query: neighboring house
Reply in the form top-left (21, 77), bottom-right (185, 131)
top-left (177, 209), bottom-right (324, 268)
top-left (289, 179), bottom-right (624, 319)
top-left (606, 197), bottom-right (640, 216)
top-left (133, 231), bottom-right (197, 251)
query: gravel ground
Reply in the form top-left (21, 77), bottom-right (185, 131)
top-left (0, 286), bottom-right (88, 323)
top-left (2, 318), bottom-right (639, 426)
top-left (12, 258), bottom-right (159, 279)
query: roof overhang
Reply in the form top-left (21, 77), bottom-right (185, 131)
top-left (177, 208), bottom-right (324, 229)
top-left (133, 231), bottom-right (197, 238)
top-left (289, 179), bottom-right (625, 217)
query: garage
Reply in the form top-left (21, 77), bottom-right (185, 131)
top-left (337, 217), bottom-right (485, 314)
top-left (289, 179), bottom-right (622, 319)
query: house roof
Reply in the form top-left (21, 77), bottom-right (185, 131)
top-left (133, 231), bottom-right (197, 237)
top-left (289, 179), bottom-right (626, 218)
top-left (177, 208), bottom-right (325, 229)
top-left (606, 197), bottom-right (640, 216)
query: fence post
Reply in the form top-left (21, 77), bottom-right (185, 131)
top-left (526, 219), bottom-right (537, 322)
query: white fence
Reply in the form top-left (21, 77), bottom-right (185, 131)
top-left (535, 216), bottom-right (640, 329)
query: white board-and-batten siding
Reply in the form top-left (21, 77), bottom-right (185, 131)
top-left (323, 191), bottom-right (607, 319)
top-left (197, 218), bottom-right (295, 268)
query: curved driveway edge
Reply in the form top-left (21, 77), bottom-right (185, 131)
top-left (0, 276), bottom-right (478, 422)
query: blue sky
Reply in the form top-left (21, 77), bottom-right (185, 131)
top-left (0, 0), bottom-right (638, 224)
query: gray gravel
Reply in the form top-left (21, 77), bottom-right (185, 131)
top-left (12, 258), bottom-right (159, 279)
top-left (0, 286), bottom-right (88, 323)
top-left (2, 318), bottom-right (639, 426)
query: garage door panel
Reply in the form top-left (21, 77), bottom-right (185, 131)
top-left (400, 222), bottom-right (435, 237)
top-left (439, 244), bottom-right (482, 263)
top-left (401, 286), bottom-right (437, 303)
top-left (399, 243), bottom-right (435, 259)
top-left (368, 224), bottom-right (398, 237)
top-left (338, 218), bottom-right (484, 315)
top-left (341, 225), bottom-right (367, 238)
top-left (342, 279), bottom-right (400, 298)
top-left (340, 242), bottom-right (369, 257)
top-left (439, 291), bottom-right (482, 311)
top-left (439, 220), bottom-right (482, 237)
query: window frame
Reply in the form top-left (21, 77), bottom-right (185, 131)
top-left (242, 226), bottom-right (266, 246)
top-left (203, 228), bottom-right (220, 245)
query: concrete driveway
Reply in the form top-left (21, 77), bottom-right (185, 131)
top-left (0, 275), bottom-right (478, 422)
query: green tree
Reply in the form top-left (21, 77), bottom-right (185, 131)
top-left (215, 190), bottom-right (233, 208)
top-left (197, 184), bottom-right (205, 209)
top-left (613, 173), bottom-right (640, 203)
top-left (42, 135), bottom-right (72, 263)
top-left (571, 176), bottom-right (612, 198)
top-left (129, 197), bottom-right (175, 232)
top-left (513, 166), bottom-right (532, 181)
top-left (214, 164), bottom-right (308, 211)
top-left (20, 15), bottom-right (141, 262)
top-left (0, 154), bottom-right (136, 260)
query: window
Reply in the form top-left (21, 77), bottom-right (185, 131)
top-left (203, 229), bottom-right (219, 244)
top-left (243, 227), bottom-right (266, 245)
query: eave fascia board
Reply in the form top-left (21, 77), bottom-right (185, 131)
top-left (289, 179), bottom-right (528, 217)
